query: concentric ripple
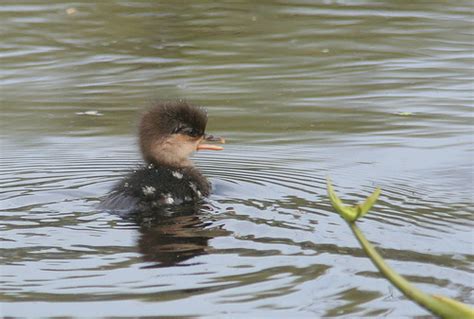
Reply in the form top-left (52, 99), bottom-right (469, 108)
top-left (1, 135), bottom-right (473, 317)
top-left (1, 0), bottom-right (473, 317)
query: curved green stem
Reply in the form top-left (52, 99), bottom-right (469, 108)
top-left (349, 223), bottom-right (473, 318)
top-left (327, 178), bottom-right (474, 318)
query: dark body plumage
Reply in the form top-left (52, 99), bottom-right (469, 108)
top-left (102, 100), bottom-right (223, 214)
top-left (104, 163), bottom-right (210, 212)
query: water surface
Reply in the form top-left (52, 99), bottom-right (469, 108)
top-left (1, 1), bottom-right (473, 317)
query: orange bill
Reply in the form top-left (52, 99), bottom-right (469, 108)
top-left (197, 134), bottom-right (225, 151)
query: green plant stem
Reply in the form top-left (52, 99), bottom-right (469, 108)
top-left (349, 222), bottom-right (474, 319)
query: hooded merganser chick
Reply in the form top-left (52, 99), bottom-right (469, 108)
top-left (103, 100), bottom-right (225, 212)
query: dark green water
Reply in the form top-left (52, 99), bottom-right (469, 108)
top-left (1, 1), bottom-right (473, 317)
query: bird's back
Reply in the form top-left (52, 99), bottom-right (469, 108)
top-left (102, 164), bottom-right (210, 213)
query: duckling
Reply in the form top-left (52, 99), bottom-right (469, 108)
top-left (102, 100), bottom-right (224, 212)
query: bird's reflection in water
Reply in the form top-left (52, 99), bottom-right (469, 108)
top-left (124, 203), bottom-right (224, 268)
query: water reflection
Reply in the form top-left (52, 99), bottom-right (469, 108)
top-left (126, 203), bottom-right (218, 268)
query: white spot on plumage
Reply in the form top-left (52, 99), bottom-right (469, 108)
top-left (162, 193), bottom-right (175, 204)
top-left (189, 182), bottom-right (202, 198)
top-left (172, 171), bottom-right (183, 179)
top-left (142, 185), bottom-right (156, 196)
top-left (189, 182), bottom-right (198, 193)
top-left (184, 196), bottom-right (191, 201)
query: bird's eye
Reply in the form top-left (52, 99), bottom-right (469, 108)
top-left (187, 128), bottom-right (200, 137)
top-left (179, 127), bottom-right (200, 137)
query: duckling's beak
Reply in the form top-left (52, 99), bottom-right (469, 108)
top-left (197, 134), bottom-right (225, 151)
